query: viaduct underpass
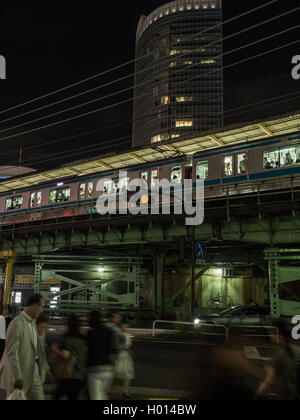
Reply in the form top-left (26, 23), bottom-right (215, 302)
top-left (1, 186), bottom-right (300, 320)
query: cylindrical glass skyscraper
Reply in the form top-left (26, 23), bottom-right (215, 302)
top-left (133, 0), bottom-right (223, 148)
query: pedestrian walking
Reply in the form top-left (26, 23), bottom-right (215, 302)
top-left (0, 305), bottom-right (15, 361)
top-left (115, 320), bottom-right (135, 399)
top-left (107, 312), bottom-right (125, 350)
top-left (52, 315), bottom-right (87, 400)
top-left (0, 315), bottom-right (5, 361)
top-left (256, 324), bottom-right (298, 400)
top-left (0, 294), bottom-right (48, 400)
top-left (36, 313), bottom-right (53, 384)
top-left (86, 311), bottom-right (117, 400)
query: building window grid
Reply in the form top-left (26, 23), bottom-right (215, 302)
top-left (134, 3), bottom-right (222, 147)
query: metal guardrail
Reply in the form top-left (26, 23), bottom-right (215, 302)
top-left (152, 320), bottom-right (228, 340)
top-left (152, 320), bottom-right (279, 342)
top-left (228, 325), bottom-right (279, 344)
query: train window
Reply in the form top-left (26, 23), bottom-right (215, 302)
top-left (263, 149), bottom-right (279, 169)
top-left (151, 170), bottom-right (158, 188)
top-left (103, 180), bottom-right (113, 194)
top-left (171, 166), bottom-right (182, 183)
top-left (37, 192), bottom-right (42, 206)
top-left (87, 182), bottom-right (93, 198)
top-left (49, 187), bottom-right (70, 204)
top-left (224, 156), bottom-right (233, 176)
top-left (112, 178), bottom-right (119, 194)
top-left (6, 196), bottom-right (23, 210)
top-left (196, 161), bottom-right (208, 179)
top-left (30, 192), bottom-right (42, 208)
top-left (237, 154), bottom-right (246, 174)
top-left (141, 172), bottom-right (148, 185)
top-left (30, 192), bottom-right (35, 208)
top-left (79, 183), bottom-right (86, 200)
top-left (279, 146), bottom-right (300, 167)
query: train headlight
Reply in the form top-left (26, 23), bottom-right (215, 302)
top-left (194, 318), bottom-right (201, 325)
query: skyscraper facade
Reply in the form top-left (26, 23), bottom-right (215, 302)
top-left (132, 0), bottom-right (223, 148)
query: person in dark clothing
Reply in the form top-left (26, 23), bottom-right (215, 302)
top-left (52, 315), bottom-right (87, 400)
top-left (87, 311), bottom-right (117, 400)
top-left (256, 324), bottom-right (298, 400)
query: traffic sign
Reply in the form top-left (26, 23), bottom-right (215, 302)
top-left (195, 241), bottom-right (207, 259)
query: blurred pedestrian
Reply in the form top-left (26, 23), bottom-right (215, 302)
top-left (107, 312), bottom-right (125, 350)
top-left (256, 325), bottom-right (298, 400)
top-left (115, 320), bottom-right (135, 399)
top-left (0, 315), bottom-right (5, 361)
top-left (0, 294), bottom-right (47, 400)
top-left (86, 311), bottom-right (117, 400)
top-left (36, 313), bottom-right (53, 384)
top-left (52, 315), bottom-right (87, 400)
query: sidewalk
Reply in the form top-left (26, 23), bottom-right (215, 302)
top-left (44, 384), bottom-right (193, 400)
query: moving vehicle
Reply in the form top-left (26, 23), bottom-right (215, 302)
top-left (193, 305), bottom-right (271, 327)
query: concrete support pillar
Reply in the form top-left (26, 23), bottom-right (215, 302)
top-left (1, 251), bottom-right (17, 317)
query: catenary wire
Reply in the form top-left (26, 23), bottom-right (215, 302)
top-left (0, 1), bottom-right (291, 126)
top-left (0, 36), bottom-right (298, 144)
top-left (0, 0), bottom-right (279, 117)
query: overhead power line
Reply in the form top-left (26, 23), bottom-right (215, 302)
top-left (0, 2), bottom-right (300, 128)
top-left (0, 35), bottom-right (298, 145)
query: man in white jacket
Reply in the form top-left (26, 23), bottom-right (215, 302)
top-left (0, 294), bottom-right (48, 400)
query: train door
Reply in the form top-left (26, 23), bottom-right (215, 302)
top-left (236, 152), bottom-right (247, 176)
top-left (78, 181), bottom-right (94, 200)
top-left (223, 155), bottom-right (234, 177)
top-left (195, 161), bottom-right (209, 180)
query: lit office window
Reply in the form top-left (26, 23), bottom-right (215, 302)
top-left (176, 121), bottom-right (193, 127)
top-left (161, 96), bottom-right (170, 104)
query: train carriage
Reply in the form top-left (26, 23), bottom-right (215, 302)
top-left (0, 133), bottom-right (300, 225)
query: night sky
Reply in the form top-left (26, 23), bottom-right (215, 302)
top-left (0, 0), bottom-right (299, 171)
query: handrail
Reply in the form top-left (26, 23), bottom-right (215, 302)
top-left (152, 320), bottom-right (228, 340)
top-left (152, 320), bottom-right (279, 343)
top-left (228, 324), bottom-right (280, 344)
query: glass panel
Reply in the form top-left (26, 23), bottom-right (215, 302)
top-left (237, 154), bottom-right (246, 174)
top-left (30, 192), bottom-right (36, 208)
top-left (224, 156), bottom-right (233, 176)
top-left (49, 188), bottom-right (70, 203)
top-left (87, 182), bottom-right (93, 198)
top-left (103, 180), bottom-right (113, 194)
top-left (151, 170), bottom-right (158, 188)
top-left (6, 196), bottom-right (23, 210)
top-left (113, 178), bottom-right (119, 194)
top-left (37, 192), bottom-right (42, 206)
top-left (5, 198), bottom-right (12, 210)
top-left (79, 183), bottom-right (86, 200)
top-left (49, 190), bottom-right (57, 204)
top-left (279, 146), bottom-right (300, 167)
top-left (119, 177), bottom-right (129, 192)
top-left (170, 166), bottom-right (182, 183)
top-left (196, 161), bottom-right (208, 180)
top-left (141, 172), bottom-right (148, 187)
top-left (263, 149), bottom-right (279, 169)
top-left (15, 292), bottom-right (22, 304)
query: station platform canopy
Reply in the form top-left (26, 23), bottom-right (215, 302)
top-left (0, 166), bottom-right (36, 180)
top-left (0, 110), bottom-right (299, 193)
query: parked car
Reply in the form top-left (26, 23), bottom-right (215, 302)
top-left (193, 305), bottom-right (271, 327)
